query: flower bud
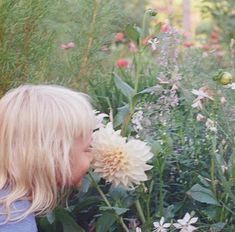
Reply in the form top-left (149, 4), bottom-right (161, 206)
top-left (147, 9), bottom-right (157, 16)
top-left (220, 72), bottom-right (233, 85)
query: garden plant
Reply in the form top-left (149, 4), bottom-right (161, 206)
top-left (1, 0), bottom-right (235, 232)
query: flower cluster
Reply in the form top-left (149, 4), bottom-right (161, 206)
top-left (136, 213), bottom-right (198, 232)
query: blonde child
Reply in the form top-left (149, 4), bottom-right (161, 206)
top-left (0, 85), bottom-right (96, 231)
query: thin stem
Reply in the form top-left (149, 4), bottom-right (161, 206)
top-left (135, 200), bottom-right (146, 224)
top-left (210, 136), bottom-right (216, 194)
top-left (88, 173), bottom-right (129, 232)
top-left (146, 180), bottom-right (154, 222)
top-left (159, 172), bottom-right (164, 216)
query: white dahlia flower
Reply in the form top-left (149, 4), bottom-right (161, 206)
top-left (91, 123), bottom-right (153, 187)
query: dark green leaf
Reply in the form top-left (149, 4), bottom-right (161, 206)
top-left (96, 212), bottom-right (117, 232)
top-left (125, 24), bottom-right (140, 45)
top-left (100, 206), bottom-right (129, 215)
top-left (113, 73), bottom-right (134, 98)
top-left (187, 184), bottom-right (220, 206)
top-left (114, 104), bottom-right (130, 128)
top-left (55, 208), bottom-right (85, 232)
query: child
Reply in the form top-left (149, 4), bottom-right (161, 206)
top-left (0, 84), bottom-right (96, 231)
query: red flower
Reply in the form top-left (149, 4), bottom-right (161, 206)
top-left (161, 23), bottom-right (169, 33)
top-left (115, 32), bottom-right (125, 42)
top-left (183, 41), bottom-right (194, 48)
top-left (117, 58), bottom-right (128, 68)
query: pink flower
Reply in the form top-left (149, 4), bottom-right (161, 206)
top-left (161, 23), bottom-right (169, 33)
top-left (115, 32), bottom-right (125, 42)
top-left (117, 58), bottom-right (129, 68)
top-left (129, 41), bottom-right (138, 52)
top-left (60, 42), bottom-right (75, 50)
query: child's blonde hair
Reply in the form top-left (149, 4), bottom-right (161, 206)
top-left (0, 84), bottom-right (95, 223)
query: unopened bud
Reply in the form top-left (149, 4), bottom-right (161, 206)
top-left (147, 9), bottom-right (157, 16)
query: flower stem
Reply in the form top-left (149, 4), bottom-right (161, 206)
top-left (159, 172), bottom-right (164, 216)
top-left (88, 173), bottom-right (129, 232)
top-left (135, 199), bottom-right (146, 224)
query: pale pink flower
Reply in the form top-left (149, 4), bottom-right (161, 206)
top-left (153, 217), bottom-right (171, 232)
top-left (129, 41), bottom-right (138, 52)
top-left (173, 213), bottom-right (198, 232)
top-left (91, 123), bottom-right (153, 187)
top-left (60, 42), bottom-right (75, 49)
top-left (191, 87), bottom-right (214, 110)
top-left (148, 37), bottom-right (159, 51)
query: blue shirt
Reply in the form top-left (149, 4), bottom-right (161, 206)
top-left (0, 188), bottom-right (38, 232)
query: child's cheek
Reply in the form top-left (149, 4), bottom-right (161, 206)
top-left (71, 154), bottom-right (92, 186)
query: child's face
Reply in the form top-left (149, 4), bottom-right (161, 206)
top-left (69, 135), bottom-right (93, 186)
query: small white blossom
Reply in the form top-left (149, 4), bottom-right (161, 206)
top-left (205, 118), bottom-right (217, 133)
top-left (153, 217), bottom-right (171, 232)
top-left (191, 87), bottom-right (214, 110)
top-left (94, 110), bottom-right (109, 129)
top-left (173, 213), bottom-right (198, 232)
top-left (220, 96), bottom-right (227, 105)
top-left (148, 37), bottom-right (160, 51)
top-left (132, 111), bottom-right (144, 131)
top-left (192, 89), bottom-right (214, 101)
top-left (136, 227), bottom-right (142, 232)
top-left (227, 83), bottom-right (235, 89)
top-left (196, 113), bottom-right (205, 122)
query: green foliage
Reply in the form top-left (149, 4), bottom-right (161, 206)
top-left (0, 0), bottom-right (126, 95)
top-left (0, 0), bottom-right (54, 95)
top-left (200, 0), bottom-right (235, 44)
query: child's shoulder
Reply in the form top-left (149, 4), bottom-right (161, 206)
top-left (0, 188), bottom-right (38, 232)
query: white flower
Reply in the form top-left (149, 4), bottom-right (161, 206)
top-left (173, 213), bottom-right (198, 232)
top-left (205, 118), bottom-right (217, 133)
top-left (94, 110), bottom-right (109, 129)
top-left (227, 82), bottom-right (235, 89)
top-left (153, 217), bottom-right (171, 232)
top-left (132, 111), bottom-right (144, 131)
top-left (191, 99), bottom-right (203, 110)
top-left (91, 123), bottom-right (153, 187)
top-left (196, 113), bottom-right (205, 122)
top-left (220, 96), bottom-right (227, 105)
top-left (136, 227), bottom-right (142, 232)
top-left (191, 89), bottom-right (213, 100)
top-left (148, 37), bottom-right (160, 50)
top-left (191, 87), bottom-right (214, 110)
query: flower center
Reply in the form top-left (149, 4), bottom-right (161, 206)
top-left (102, 149), bottom-right (127, 173)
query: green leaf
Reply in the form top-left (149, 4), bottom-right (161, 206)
top-left (125, 24), bottom-right (140, 45)
top-left (210, 222), bottom-right (226, 231)
top-left (55, 208), bottom-right (85, 232)
top-left (154, 22), bottom-right (162, 34)
top-left (133, 85), bottom-right (162, 106)
top-left (114, 104), bottom-right (130, 128)
top-left (187, 184), bottom-right (220, 206)
top-left (149, 140), bottom-right (162, 155)
top-left (46, 212), bottom-right (55, 224)
top-left (113, 73), bottom-right (134, 99)
top-left (96, 212), bottom-right (117, 232)
top-left (74, 196), bottom-right (101, 212)
top-left (100, 206), bottom-right (129, 215)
